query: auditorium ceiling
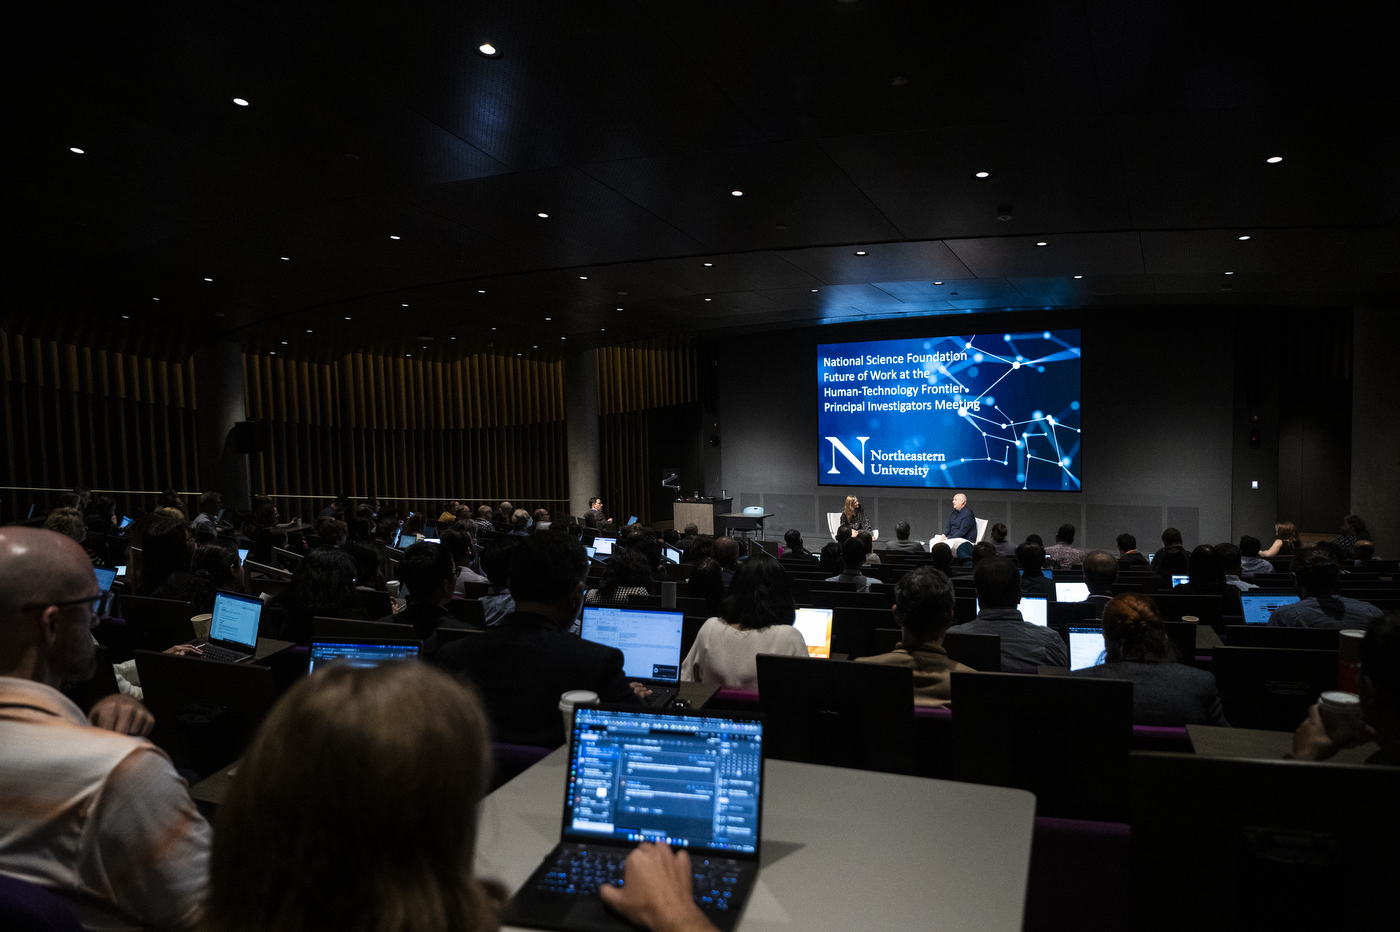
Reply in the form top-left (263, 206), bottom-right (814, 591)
top-left (9, 1), bottom-right (1399, 362)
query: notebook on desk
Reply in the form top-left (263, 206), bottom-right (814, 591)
top-left (196, 590), bottom-right (263, 663)
top-left (502, 704), bottom-right (765, 932)
top-left (1240, 591), bottom-right (1301, 625)
top-left (580, 606), bottom-right (684, 707)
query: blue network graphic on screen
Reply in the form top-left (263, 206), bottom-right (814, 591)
top-left (817, 329), bottom-right (1082, 491)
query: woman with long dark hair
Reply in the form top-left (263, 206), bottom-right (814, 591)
top-left (271, 548), bottom-right (366, 644)
top-left (135, 514), bottom-right (196, 596)
top-left (680, 559), bottom-right (807, 691)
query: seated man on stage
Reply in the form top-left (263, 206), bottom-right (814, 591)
top-left (932, 493), bottom-right (977, 551)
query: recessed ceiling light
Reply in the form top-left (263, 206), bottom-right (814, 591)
top-left (704, 298), bottom-right (712, 302)
top-left (1073, 275), bottom-right (1083, 279)
top-left (232, 98), bottom-right (249, 107)
top-left (281, 341), bottom-right (288, 345)
top-left (533, 345), bottom-right (538, 348)
top-left (1035, 242), bottom-right (1048, 247)
top-left (152, 297), bottom-right (160, 301)
top-left (389, 235), bottom-right (401, 240)
top-left (478, 289), bottom-right (486, 293)
top-left (121, 315), bottom-right (129, 319)
top-left (933, 281), bottom-right (943, 285)
top-left (401, 303), bottom-right (409, 307)
top-left (730, 190), bottom-right (743, 197)
top-left (306, 329), bottom-right (313, 333)
top-left (476, 43), bottom-right (502, 58)
top-left (345, 316), bottom-right (352, 320)
top-left (854, 250), bottom-right (867, 256)
top-left (703, 262), bottom-right (713, 267)
top-left (579, 276), bottom-right (588, 280)
top-left (451, 336), bottom-right (456, 340)
top-left (517, 353), bottom-right (522, 356)
top-left (810, 288), bottom-right (820, 293)
top-left (69, 147), bottom-right (85, 154)
top-left (616, 307), bottom-right (623, 311)
top-left (545, 317), bottom-right (551, 321)
top-left (537, 212), bottom-right (549, 218)
top-left (406, 354), bottom-right (412, 357)
top-left (974, 171), bottom-right (991, 178)
top-left (1225, 271), bottom-right (1235, 275)
top-left (280, 256), bottom-right (289, 260)
top-left (1266, 156), bottom-right (1283, 164)
top-left (561, 337), bottom-right (566, 340)
top-left (600, 328), bottom-right (605, 331)
top-left (270, 351), bottom-right (276, 355)
top-left (1238, 235), bottom-right (1251, 241)
top-left (203, 277), bottom-right (213, 282)
top-left (491, 327), bottom-right (496, 330)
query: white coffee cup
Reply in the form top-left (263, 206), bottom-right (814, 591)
top-left (190, 613), bottom-right (213, 642)
top-left (559, 689), bottom-right (600, 740)
top-left (1317, 690), bottom-right (1363, 743)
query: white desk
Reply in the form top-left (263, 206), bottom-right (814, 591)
top-left (474, 747), bottom-right (1037, 931)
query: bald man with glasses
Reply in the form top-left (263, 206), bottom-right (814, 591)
top-left (0, 526), bottom-right (210, 931)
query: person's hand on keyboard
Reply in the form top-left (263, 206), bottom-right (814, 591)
top-left (599, 842), bottom-right (716, 932)
top-left (629, 681), bottom-right (653, 700)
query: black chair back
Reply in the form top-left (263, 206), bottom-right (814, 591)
top-left (942, 631), bottom-right (1001, 672)
top-left (119, 594), bottom-right (197, 651)
top-left (830, 606), bottom-right (892, 659)
top-left (312, 616), bottom-right (416, 639)
top-left (1225, 625), bottom-right (1341, 650)
top-left (135, 650), bottom-right (277, 775)
top-left (1212, 646), bottom-right (1339, 730)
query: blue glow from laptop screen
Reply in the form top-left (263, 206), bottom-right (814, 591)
top-left (580, 607), bottom-right (683, 682)
top-left (817, 329), bottom-right (1081, 491)
top-left (209, 593), bottom-right (261, 648)
top-left (308, 641), bottom-right (421, 672)
top-left (1241, 592), bottom-right (1301, 624)
top-left (1069, 626), bottom-right (1106, 670)
top-left (567, 707), bottom-right (763, 854)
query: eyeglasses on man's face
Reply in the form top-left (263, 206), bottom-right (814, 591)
top-left (20, 591), bottom-right (115, 625)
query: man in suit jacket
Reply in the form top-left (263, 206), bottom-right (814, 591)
top-left (434, 533), bottom-right (644, 748)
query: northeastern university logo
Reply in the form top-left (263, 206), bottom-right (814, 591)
top-left (825, 436), bottom-right (869, 474)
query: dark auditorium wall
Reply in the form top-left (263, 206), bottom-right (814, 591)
top-left (710, 309), bottom-right (1242, 553)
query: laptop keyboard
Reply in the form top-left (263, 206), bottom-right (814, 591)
top-left (198, 643), bottom-right (249, 663)
top-left (533, 848), bottom-right (741, 914)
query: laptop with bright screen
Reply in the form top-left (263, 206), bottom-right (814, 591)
top-left (1069, 626), bottom-right (1106, 671)
top-left (1240, 591), bottom-right (1302, 625)
top-left (592, 537), bottom-right (615, 561)
top-left (307, 638), bottom-right (422, 673)
top-left (793, 607), bottom-right (834, 658)
top-left (1172, 575), bottom-right (1189, 587)
top-left (237, 548), bottom-right (249, 564)
top-left (580, 606), bottom-right (684, 685)
top-left (114, 564), bottom-right (127, 577)
top-left (118, 515), bottom-right (134, 529)
top-left (663, 543), bottom-right (682, 564)
top-left (1055, 581), bottom-right (1089, 602)
top-left (203, 590), bottom-right (263, 661)
top-left (93, 566), bottom-right (117, 591)
top-left (977, 595), bottom-right (1048, 626)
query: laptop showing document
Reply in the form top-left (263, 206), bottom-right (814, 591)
top-left (793, 606), bottom-right (834, 658)
top-left (580, 606), bottom-right (684, 707)
top-left (94, 566), bottom-right (117, 591)
top-left (1068, 626), bottom-right (1107, 671)
top-left (503, 704), bottom-right (765, 932)
top-left (591, 537), bottom-right (615, 562)
top-left (307, 637), bottom-right (423, 673)
top-left (1240, 591), bottom-right (1302, 625)
top-left (196, 590), bottom-right (264, 663)
top-left (1055, 581), bottom-right (1089, 603)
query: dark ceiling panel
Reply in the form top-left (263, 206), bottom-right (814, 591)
top-left (779, 242), bottom-right (973, 285)
top-left (754, 284), bottom-right (909, 314)
top-left (1140, 228), bottom-right (1351, 274)
top-left (945, 233), bottom-right (1145, 279)
top-left (635, 252), bottom-right (822, 294)
top-left (581, 140), bottom-right (902, 252)
top-left (406, 167), bottom-right (705, 267)
top-left (874, 280), bottom-right (1018, 304)
top-left (822, 121), bottom-right (1133, 241)
top-left (1008, 275), bottom-right (1157, 305)
top-left (1117, 108), bottom-right (1400, 229)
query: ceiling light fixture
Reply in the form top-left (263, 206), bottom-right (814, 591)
top-left (1073, 275), bottom-right (1083, 279)
top-left (1238, 235), bottom-right (1251, 241)
top-left (1225, 271), bottom-right (1235, 275)
top-left (854, 250), bottom-right (867, 256)
top-left (345, 316), bottom-right (352, 320)
top-left (476, 43), bottom-right (502, 58)
top-left (281, 341), bottom-right (288, 345)
top-left (121, 315), bottom-right (129, 319)
top-left (545, 317), bottom-right (551, 320)
top-left (974, 171), bottom-right (991, 178)
top-left (810, 288), bottom-right (820, 293)
top-left (730, 190), bottom-right (743, 197)
top-left (280, 256), bottom-right (289, 260)
top-left (203, 277), bottom-right (213, 282)
top-left (70, 147), bottom-right (85, 154)
top-left (704, 298), bottom-right (712, 302)
top-left (307, 329), bottom-right (313, 333)
top-left (1266, 156), bottom-right (1283, 164)
top-left (579, 275), bottom-right (588, 280)
top-left (232, 98), bottom-right (249, 106)
top-left (1035, 242), bottom-right (1048, 247)
top-left (478, 289), bottom-right (486, 293)
top-left (389, 235), bottom-right (401, 240)
top-left (401, 303), bottom-right (409, 307)
top-left (152, 297), bottom-right (160, 301)
top-left (537, 212), bottom-right (549, 218)
top-left (933, 281), bottom-right (943, 285)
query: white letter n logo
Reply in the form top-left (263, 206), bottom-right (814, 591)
top-left (826, 436), bottom-right (869, 474)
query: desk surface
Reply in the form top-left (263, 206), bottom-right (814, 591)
top-left (1187, 724), bottom-right (1377, 764)
top-left (476, 748), bottom-right (1036, 932)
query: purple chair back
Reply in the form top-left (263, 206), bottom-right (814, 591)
top-left (1023, 816), bottom-right (1131, 932)
top-left (706, 689), bottom-right (761, 711)
top-left (913, 705), bottom-right (955, 779)
top-left (1131, 725), bottom-right (1191, 753)
top-left (0, 874), bottom-right (85, 932)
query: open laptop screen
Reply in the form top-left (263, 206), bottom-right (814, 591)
top-left (592, 537), bottom-right (615, 557)
top-left (93, 566), bottom-right (117, 591)
top-left (1171, 575), bottom-right (1188, 587)
top-left (1069, 626), bottom-right (1106, 671)
top-left (1240, 591), bottom-right (1301, 625)
top-left (580, 606), bottom-right (684, 682)
top-left (209, 591), bottom-right (262, 649)
top-left (976, 595), bottom-right (1048, 626)
top-left (793, 607), bottom-right (834, 658)
top-left (1055, 581), bottom-right (1089, 603)
top-left (662, 544), bottom-right (682, 564)
top-left (307, 639), bottom-right (421, 673)
top-left (118, 515), bottom-right (134, 529)
top-left (237, 548), bottom-right (249, 565)
top-left (566, 706), bottom-right (764, 854)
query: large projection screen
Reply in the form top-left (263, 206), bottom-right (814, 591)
top-left (817, 329), bottom-right (1082, 492)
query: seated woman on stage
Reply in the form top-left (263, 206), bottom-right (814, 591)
top-left (681, 559), bottom-right (807, 692)
top-left (201, 662), bottom-right (720, 932)
top-left (840, 494), bottom-right (869, 531)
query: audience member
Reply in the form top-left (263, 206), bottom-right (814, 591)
top-left (887, 521), bottom-right (926, 553)
top-left (1172, 544), bottom-right (1244, 617)
top-left (435, 533), bottom-right (644, 747)
top-left (1353, 540), bottom-right (1380, 568)
top-left (1215, 542), bottom-right (1256, 592)
top-left (1152, 543), bottom-right (1190, 589)
top-left (43, 506), bottom-right (87, 545)
top-left (834, 524), bottom-right (853, 546)
top-left (478, 538), bottom-right (520, 626)
top-left (855, 566), bottom-right (975, 707)
top-left (344, 541), bottom-right (386, 593)
top-left (273, 549), bottom-right (367, 644)
top-left (136, 514), bottom-right (196, 596)
top-left (676, 523), bottom-right (700, 551)
top-left (1082, 550), bottom-right (1118, 617)
top-left (1072, 594), bottom-right (1229, 726)
top-left (784, 528), bottom-right (817, 559)
top-left (587, 547), bottom-right (653, 604)
top-left (473, 505), bottom-right (495, 535)
top-left (681, 559), bottom-right (807, 691)
top-left (1238, 535), bottom-right (1274, 576)
top-left (56, 491), bottom-right (81, 510)
top-left (1260, 520), bottom-right (1299, 559)
top-left (968, 540), bottom-right (997, 568)
top-left (858, 530), bottom-right (880, 565)
top-left (382, 543), bottom-right (459, 642)
top-left (156, 488), bottom-right (188, 520)
top-left (437, 499), bottom-right (461, 525)
top-left (1025, 533), bottom-right (1044, 547)
top-left (948, 557), bottom-right (1067, 672)
top-left (826, 536), bottom-right (873, 593)
top-left (191, 491), bottom-right (222, 539)
top-left (315, 518), bottom-right (349, 550)
top-left (532, 508), bottom-right (551, 531)
top-left (713, 536), bottom-right (740, 587)
top-left (818, 540), bottom-right (842, 576)
top-left (687, 558), bottom-right (726, 617)
top-left (1044, 524), bottom-right (1085, 569)
top-left (441, 523), bottom-right (490, 593)
top-left (0, 526), bottom-right (210, 931)
top-left (1333, 514), bottom-right (1369, 560)
top-left (72, 487), bottom-right (92, 511)
top-left (1291, 612), bottom-right (1399, 765)
top-left (988, 523), bottom-right (1015, 557)
top-left (840, 494), bottom-right (869, 532)
top-left (929, 541), bottom-right (954, 574)
top-left (584, 496), bottom-right (605, 529)
top-left (508, 508), bottom-right (532, 536)
top-left (1015, 541), bottom-right (1055, 599)
top-left (1116, 533), bottom-right (1148, 568)
top-left (85, 494), bottom-right (118, 537)
top-left (183, 540), bottom-right (244, 615)
top-left (1269, 546), bottom-right (1385, 630)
